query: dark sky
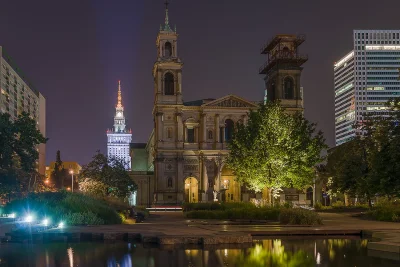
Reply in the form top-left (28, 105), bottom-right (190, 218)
top-left (1, 0), bottom-right (400, 165)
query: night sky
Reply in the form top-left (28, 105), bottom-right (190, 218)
top-left (1, 0), bottom-right (400, 165)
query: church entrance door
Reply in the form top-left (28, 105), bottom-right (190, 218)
top-left (184, 177), bottom-right (198, 203)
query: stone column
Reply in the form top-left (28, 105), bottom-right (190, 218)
top-left (177, 155), bottom-right (184, 203)
top-left (215, 156), bottom-right (223, 201)
top-left (202, 113), bottom-right (207, 149)
top-left (157, 71), bottom-right (162, 95)
top-left (215, 114), bottom-right (220, 148)
top-left (221, 126), bottom-right (226, 144)
top-left (176, 112), bottom-right (183, 146)
top-left (195, 126), bottom-right (199, 143)
top-left (156, 112), bottom-right (163, 142)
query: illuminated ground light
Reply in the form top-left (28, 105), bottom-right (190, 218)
top-left (58, 222), bottom-right (65, 228)
top-left (42, 218), bottom-right (50, 226)
top-left (25, 214), bottom-right (34, 223)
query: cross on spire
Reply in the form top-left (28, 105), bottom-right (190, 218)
top-left (163, 0), bottom-right (172, 31)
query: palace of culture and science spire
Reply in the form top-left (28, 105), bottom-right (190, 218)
top-left (107, 81), bottom-right (132, 170)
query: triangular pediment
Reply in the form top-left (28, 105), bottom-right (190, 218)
top-left (202, 95), bottom-right (258, 108)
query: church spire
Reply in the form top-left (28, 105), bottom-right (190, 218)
top-left (117, 80), bottom-right (122, 108)
top-left (163, 0), bottom-right (172, 32)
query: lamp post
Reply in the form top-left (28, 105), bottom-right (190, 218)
top-left (69, 170), bottom-right (74, 193)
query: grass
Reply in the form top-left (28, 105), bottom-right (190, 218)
top-left (4, 192), bottom-right (123, 225)
top-left (183, 202), bottom-right (322, 225)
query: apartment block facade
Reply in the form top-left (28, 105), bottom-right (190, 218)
top-left (0, 46), bottom-right (46, 174)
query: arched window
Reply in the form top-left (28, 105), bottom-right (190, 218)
top-left (167, 128), bottom-right (172, 139)
top-left (225, 119), bottom-right (234, 142)
top-left (282, 46), bottom-right (290, 58)
top-left (165, 42), bottom-right (172, 57)
top-left (164, 73), bottom-right (174, 95)
top-left (208, 130), bottom-right (213, 139)
top-left (167, 177), bottom-right (173, 188)
top-left (284, 77), bottom-right (294, 99)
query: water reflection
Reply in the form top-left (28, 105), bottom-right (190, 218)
top-left (0, 238), bottom-right (398, 267)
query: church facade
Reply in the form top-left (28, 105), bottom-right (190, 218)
top-left (129, 4), bottom-right (314, 206)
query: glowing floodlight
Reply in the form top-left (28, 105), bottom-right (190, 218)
top-left (25, 214), bottom-right (34, 223)
top-left (9, 213), bottom-right (16, 219)
top-left (58, 222), bottom-right (64, 228)
top-left (42, 218), bottom-right (50, 226)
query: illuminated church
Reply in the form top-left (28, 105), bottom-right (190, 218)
top-left (107, 81), bottom-right (132, 170)
top-left (129, 3), bottom-right (311, 206)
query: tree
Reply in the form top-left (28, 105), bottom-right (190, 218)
top-left (0, 112), bottom-right (47, 199)
top-left (51, 150), bottom-right (69, 189)
top-left (327, 100), bottom-right (400, 205)
top-left (79, 152), bottom-right (137, 199)
top-left (326, 138), bottom-right (376, 207)
top-left (226, 102), bottom-right (327, 192)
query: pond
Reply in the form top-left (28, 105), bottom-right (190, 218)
top-left (0, 238), bottom-right (398, 267)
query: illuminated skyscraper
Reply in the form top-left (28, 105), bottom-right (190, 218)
top-left (107, 81), bottom-right (132, 169)
top-left (334, 30), bottom-right (400, 146)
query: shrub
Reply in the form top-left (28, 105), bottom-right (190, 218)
top-left (279, 208), bottom-right (322, 225)
top-left (4, 192), bottom-right (122, 225)
top-left (366, 201), bottom-right (400, 222)
top-left (185, 206), bottom-right (321, 225)
top-left (185, 207), bottom-right (281, 221)
top-left (62, 211), bottom-right (105, 225)
top-left (182, 202), bottom-right (255, 212)
top-left (332, 201), bottom-right (345, 208)
top-left (135, 206), bottom-right (150, 219)
top-left (314, 202), bottom-right (323, 210)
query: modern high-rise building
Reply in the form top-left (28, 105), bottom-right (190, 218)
top-left (107, 81), bottom-right (132, 170)
top-left (334, 30), bottom-right (400, 146)
top-left (0, 46), bottom-right (46, 175)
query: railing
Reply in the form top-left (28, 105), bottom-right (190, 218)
top-left (259, 54), bottom-right (308, 74)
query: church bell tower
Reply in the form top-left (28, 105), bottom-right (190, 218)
top-left (153, 1), bottom-right (183, 105)
top-left (259, 34), bottom-right (308, 113)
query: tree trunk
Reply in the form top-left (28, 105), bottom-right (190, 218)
top-left (368, 197), bottom-right (372, 208)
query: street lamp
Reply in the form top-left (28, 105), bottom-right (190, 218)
top-left (69, 170), bottom-right (74, 193)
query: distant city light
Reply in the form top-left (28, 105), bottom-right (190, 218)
top-left (58, 222), bottom-right (64, 228)
top-left (42, 218), bottom-right (49, 226)
top-left (9, 213), bottom-right (16, 219)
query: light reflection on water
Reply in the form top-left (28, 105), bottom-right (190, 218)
top-left (0, 238), bottom-right (398, 267)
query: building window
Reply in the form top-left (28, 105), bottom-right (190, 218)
top-left (225, 119), bottom-right (234, 142)
top-left (165, 42), bottom-right (172, 57)
top-left (164, 73), bottom-right (174, 95)
top-left (208, 130), bottom-right (213, 139)
top-left (284, 77), bottom-right (294, 99)
top-left (187, 128), bottom-right (195, 143)
top-left (167, 177), bottom-right (173, 188)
